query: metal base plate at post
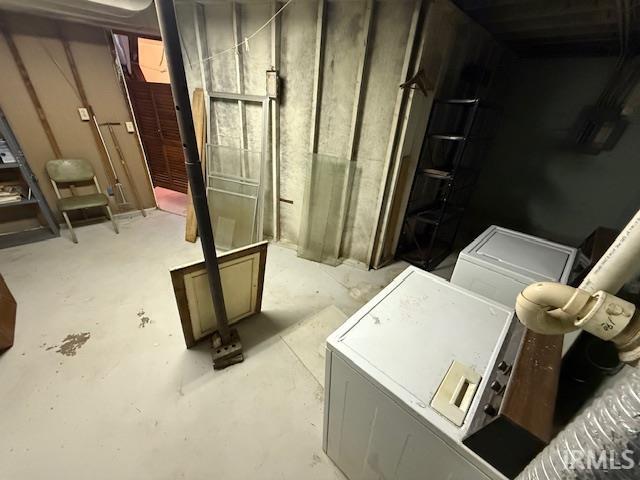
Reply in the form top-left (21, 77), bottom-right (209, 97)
top-left (212, 328), bottom-right (244, 369)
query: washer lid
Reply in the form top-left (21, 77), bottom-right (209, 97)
top-left (465, 226), bottom-right (575, 283)
top-left (327, 267), bottom-right (514, 439)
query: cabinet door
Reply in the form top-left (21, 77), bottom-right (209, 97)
top-left (326, 355), bottom-right (490, 480)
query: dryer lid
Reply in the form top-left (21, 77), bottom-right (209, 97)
top-left (465, 226), bottom-right (575, 283)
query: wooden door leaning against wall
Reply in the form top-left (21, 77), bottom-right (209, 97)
top-left (127, 80), bottom-right (188, 194)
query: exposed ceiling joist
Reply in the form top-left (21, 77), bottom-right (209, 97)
top-left (454, 0), bottom-right (639, 57)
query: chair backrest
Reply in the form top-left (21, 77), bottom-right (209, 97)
top-left (46, 159), bottom-right (95, 183)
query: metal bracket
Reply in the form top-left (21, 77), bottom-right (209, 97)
top-left (212, 328), bottom-right (244, 370)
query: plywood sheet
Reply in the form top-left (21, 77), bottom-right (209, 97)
top-left (171, 241), bottom-right (267, 347)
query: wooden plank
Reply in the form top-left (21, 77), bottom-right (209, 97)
top-left (309, 0), bottom-right (326, 154)
top-left (105, 32), bottom-right (154, 212)
top-left (0, 21), bottom-right (63, 158)
top-left (185, 88), bottom-right (206, 242)
top-left (58, 27), bottom-right (119, 195)
top-left (0, 274), bottom-right (17, 351)
top-left (335, 0), bottom-right (374, 256)
top-left (194, 2), bottom-right (218, 144)
top-left (232, 2), bottom-right (248, 176)
top-left (271, 0), bottom-right (281, 240)
top-left (502, 331), bottom-right (562, 444)
top-left (474, 1), bottom-right (615, 25)
top-left (194, 3), bottom-right (213, 95)
top-left (366, 0), bottom-right (422, 267)
top-left (170, 241), bottom-right (268, 348)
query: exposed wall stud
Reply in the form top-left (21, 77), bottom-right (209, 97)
top-left (105, 31), bottom-right (156, 209)
top-left (194, 2), bottom-right (219, 144)
top-left (336, 0), bottom-right (375, 256)
top-left (0, 21), bottom-right (62, 158)
top-left (232, 1), bottom-right (248, 176)
top-left (367, 0), bottom-right (423, 268)
top-left (309, 0), bottom-right (326, 155)
top-left (270, 0), bottom-right (282, 240)
top-left (373, 2), bottom-right (430, 268)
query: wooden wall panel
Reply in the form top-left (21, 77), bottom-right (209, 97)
top-left (0, 13), bottom-right (156, 224)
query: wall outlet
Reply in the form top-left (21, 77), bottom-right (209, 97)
top-left (78, 108), bottom-right (90, 121)
top-left (125, 121), bottom-right (136, 133)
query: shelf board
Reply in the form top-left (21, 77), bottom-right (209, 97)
top-left (429, 134), bottom-right (492, 142)
top-left (421, 168), bottom-right (452, 180)
top-left (0, 197), bottom-right (37, 208)
top-left (0, 227), bottom-right (57, 249)
top-left (429, 134), bottom-right (466, 141)
top-left (436, 98), bottom-right (479, 105)
top-left (0, 163), bottom-right (20, 170)
top-left (408, 205), bottom-right (464, 226)
top-left (398, 242), bottom-right (453, 272)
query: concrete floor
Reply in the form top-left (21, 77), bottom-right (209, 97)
top-left (154, 186), bottom-right (188, 217)
top-left (0, 209), bottom-right (437, 480)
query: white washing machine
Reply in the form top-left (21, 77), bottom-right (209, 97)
top-left (323, 266), bottom-right (517, 480)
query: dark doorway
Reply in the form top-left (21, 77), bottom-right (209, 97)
top-left (113, 33), bottom-right (188, 200)
top-left (126, 79), bottom-right (188, 194)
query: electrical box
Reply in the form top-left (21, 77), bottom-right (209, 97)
top-left (78, 108), bottom-right (90, 121)
top-left (125, 121), bottom-right (135, 133)
top-left (266, 69), bottom-right (279, 99)
top-left (571, 105), bottom-right (628, 154)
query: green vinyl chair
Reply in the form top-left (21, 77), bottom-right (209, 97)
top-left (45, 159), bottom-right (118, 243)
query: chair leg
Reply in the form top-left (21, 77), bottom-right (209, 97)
top-left (62, 212), bottom-right (78, 244)
top-left (105, 206), bottom-right (119, 234)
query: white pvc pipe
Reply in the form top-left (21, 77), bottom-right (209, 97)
top-left (580, 209), bottom-right (640, 295)
top-left (516, 282), bottom-right (578, 335)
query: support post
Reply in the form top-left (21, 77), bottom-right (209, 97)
top-left (156, 0), bottom-right (241, 368)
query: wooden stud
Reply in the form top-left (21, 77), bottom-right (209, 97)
top-left (367, 0), bottom-right (422, 268)
top-left (374, 2), bottom-right (433, 269)
top-left (271, 0), bottom-right (282, 240)
top-left (475, 2), bottom-right (614, 25)
top-left (232, 2), bottom-right (248, 176)
top-left (185, 3), bottom-right (216, 242)
top-left (58, 27), bottom-right (120, 205)
top-left (185, 88), bottom-right (207, 242)
top-left (335, 0), bottom-right (374, 256)
top-left (0, 21), bottom-right (63, 158)
top-left (194, 2), bottom-right (219, 144)
top-left (309, 0), bottom-right (326, 155)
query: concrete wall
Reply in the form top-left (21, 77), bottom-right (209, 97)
top-left (373, 0), bottom-right (505, 267)
top-left (466, 57), bottom-right (640, 247)
top-left (177, 0), bottom-right (419, 265)
top-left (0, 12), bottom-right (156, 233)
top-left (176, 0), bottom-right (502, 266)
